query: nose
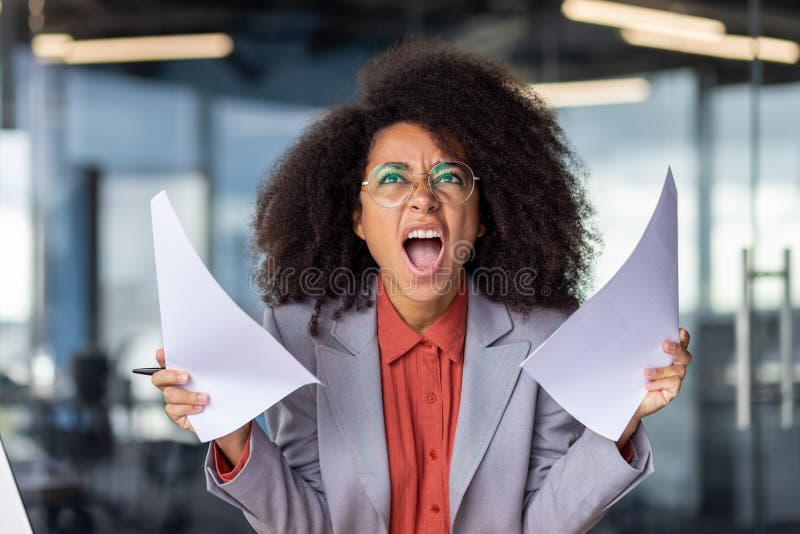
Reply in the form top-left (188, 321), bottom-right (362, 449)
top-left (407, 174), bottom-right (439, 213)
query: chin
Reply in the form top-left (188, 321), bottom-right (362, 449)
top-left (396, 266), bottom-right (461, 299)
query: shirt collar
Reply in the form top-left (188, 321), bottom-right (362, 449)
top-left (376, 276), bottom-right (468, 365)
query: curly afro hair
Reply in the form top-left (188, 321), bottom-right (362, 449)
top-left (251, 36), bottom-right (600, 336)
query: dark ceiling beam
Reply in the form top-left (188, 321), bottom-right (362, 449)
top-left (40, 8), bottom-right (242, 38)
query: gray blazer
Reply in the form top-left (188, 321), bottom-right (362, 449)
top-left (204, 275), bottom-right (655, 533)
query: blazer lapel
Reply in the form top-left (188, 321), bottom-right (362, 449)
top-left (314, 277), bottom-right (391, 530)
top-left (448, 276), bottom-right (531, 525)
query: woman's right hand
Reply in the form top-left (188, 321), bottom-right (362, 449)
top-left (150, 348), bottom-right (251, 463)
top-left (151, 347), bottom-right (209, 434)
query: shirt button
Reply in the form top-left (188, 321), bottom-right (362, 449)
top-left (426, 392), bottom-right (437, 403)
top-left (429, 449), bottom-right (438, 460)
top-left (430, 504), bottom-right (441, 514)
top-left (423, 340), bottom-right (433, 349)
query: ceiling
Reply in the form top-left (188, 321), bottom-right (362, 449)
top-left (10, 0), bottom-right (800, 87)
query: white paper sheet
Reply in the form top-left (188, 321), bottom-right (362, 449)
top-left (0, 437), bottom-right (33, 534)
top-left (151, 191), bottom-right (321, 443)
top-left (520, 168), bottom-right (679, 441)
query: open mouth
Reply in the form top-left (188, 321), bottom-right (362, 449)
top-left (402, 229), bottom-right (445, 277)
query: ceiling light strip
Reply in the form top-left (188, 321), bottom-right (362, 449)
top-left (562, 0), bottom-right (726, 40)
top-left (530, 77), bottom-right (651, 108)
top-left (621, 29), bottom-right (800, 64)
top-left (32, 33), bottom-right (234, 64)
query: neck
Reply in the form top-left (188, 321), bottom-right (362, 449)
top-left (380, 271), bottom-right (463, 334)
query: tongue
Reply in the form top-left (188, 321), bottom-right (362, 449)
top-left (405, 238), bottom-right (441, 268)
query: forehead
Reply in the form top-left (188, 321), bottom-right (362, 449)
top-left (367, 122), bottom-right (463, 163)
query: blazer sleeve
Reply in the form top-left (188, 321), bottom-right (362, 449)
top-left (521, 385), bottom-right (655, 533)
top-left (203, 305), bottom-right (333, 534)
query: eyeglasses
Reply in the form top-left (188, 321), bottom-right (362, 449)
top-left (361, 161), bottom-right (480, 208)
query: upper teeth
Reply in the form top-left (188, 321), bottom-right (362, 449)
top-left (406, 229), bottom-right (441, 240)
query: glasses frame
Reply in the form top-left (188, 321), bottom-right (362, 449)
top-left (360, 160), bottom-right (480, 208)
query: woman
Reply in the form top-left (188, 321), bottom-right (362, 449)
top-left (152, 37), bottom-right (693, 533)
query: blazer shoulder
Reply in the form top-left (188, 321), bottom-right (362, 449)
top-left (267, 298), bottom-right (314, 326)
top-left (507, 304), bottom-right (574, 345)
top-left (265, 296), bottom-right (344, 348)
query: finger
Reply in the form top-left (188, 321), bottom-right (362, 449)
top-left (645, 364), bottom-right (686, 380)
top-left (679, 328), bottom-right (691, 349)
top-left (662, 340), bottom-right (692, 365)
top-left (163, 386), bottom-right (209, 406)
top-left (156, 348), bottom-right (166, 368)
top-left (151, 369), bottom-right (190, 389)
top-left (673, 349), bottom-right (692, 366)
top-left (166, 409), bottom-right (197, 433)
top-left (645, 375), bottom-right (681, 392)
top-left (166, 403), bottom-right (205, 421)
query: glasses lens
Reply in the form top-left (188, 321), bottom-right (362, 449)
top-left (430, 162), bottom-right (475, 204)
top-left (367, 163), bottom-right (412, 207)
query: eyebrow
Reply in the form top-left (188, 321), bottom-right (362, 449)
top-left (385, 160), bottom-right (446, 169)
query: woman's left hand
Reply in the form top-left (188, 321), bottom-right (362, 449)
top-left (637, 327), bottom-right (693, 419)
top-left (617, 328), bottom-right (692, 450)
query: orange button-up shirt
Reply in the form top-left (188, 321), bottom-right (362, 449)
top-left (377, 277), bottom-right (467, 534)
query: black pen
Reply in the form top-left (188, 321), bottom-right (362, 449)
top-left (132, 367), bottom-right (165, 376)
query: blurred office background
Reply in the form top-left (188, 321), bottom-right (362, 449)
top-left (0, 0), bottom-right (798, 532)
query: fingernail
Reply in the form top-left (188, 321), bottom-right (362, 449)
top-left (195, 393), bottom-right (209, 403)
top-left (646, 368), bottom-right (657, 378)
top-left (192, 405), bottom-right (203, 413)
top-left (177, 373), bottom-right (188, 384)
